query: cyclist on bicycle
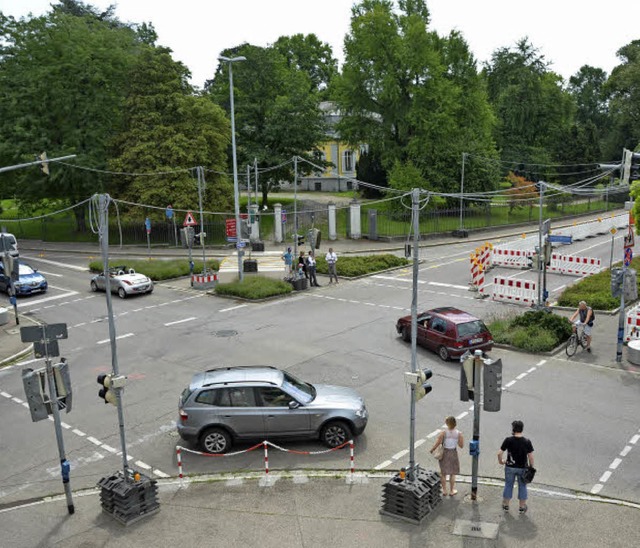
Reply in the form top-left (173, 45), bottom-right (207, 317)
top-left (569, 301), bottom-right (594, 353)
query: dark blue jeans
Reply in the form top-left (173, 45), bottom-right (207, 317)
top-left (503, 466), bottom-right (527, 500)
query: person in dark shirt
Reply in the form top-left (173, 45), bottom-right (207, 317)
top-left (498, 420), bottom-right (534, 513)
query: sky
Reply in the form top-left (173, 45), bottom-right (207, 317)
top-left (2, 0), bottom-right (639, 89)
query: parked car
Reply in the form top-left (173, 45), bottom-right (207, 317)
top-left (0, 262), bottom-right (47, 295)
top-left (396, 307), bottom-right (493, 361)
top-left (178, 366), bottom-right (368, 454)
top-left (90, 266), bottom-right (153, 299)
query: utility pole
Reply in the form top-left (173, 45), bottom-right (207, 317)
top-left (470, 349), bottom-right (483, 500)
top-left (617, 202), bottom-right (635, 362)
top-left (537, 182), bottom-right (545, 307)
top-left (293, 156), bottom-right (299, 259)
top-left (247, 164), bottom-right (251, 211)
top-left (407, 188), bottom-right (420, 482)
top-left (97, 194), bottom-right (131, 477)
top-left (459, 152), bottom-right (466, 232)
top-left (254, 158), bottom-right (259, 206)
top-left (196, 167), bottom-right (207, 274)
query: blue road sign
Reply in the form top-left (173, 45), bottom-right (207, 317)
top-left (624, 246), bottom-right (633, 267)
top-left (145, 217), bottom-right (151, 234)
top-left (165, 205), bottom-right (174, 219)
top-left (236, 241), bottom-right (246, 249)
top-left (547, 235), bottom-right (573, 244)
top-left (281, 209), bottom-right (287, 223)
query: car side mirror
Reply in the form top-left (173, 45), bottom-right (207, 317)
top-left (288, 400), bottom-right (300, 410)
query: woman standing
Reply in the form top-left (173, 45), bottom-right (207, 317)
top-left (498, 420), bottom-right (534, 513)
top-left (430, 416), bottom-right (464, 496)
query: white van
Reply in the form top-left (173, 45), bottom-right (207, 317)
top-left (0, 233), bottom-right (18, 257)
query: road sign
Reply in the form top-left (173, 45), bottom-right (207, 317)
top-left (20, 323), bottom-right (68, 343)
top-left (183, 210), bottom-right (197, 227)
top-left (165, 205), bottom-right (174, 219)
top-left (547, 235), bottom-right (573, 244)
top-left (542, 219), bottom-right (551, 236)
top-left (624, 226), bottom-right (635, 248)
top-left (610, 227), bottom-right (618, 235)
top-left (236, 241), bottom-right (246, 249)
top-left (624, 247), bottom-right (633, 267)
top-left (281, 209), bottom-right (287, 223)
top-left (145, 217), bottom-right (151, 234)
top-left (225, 218), bottom-right (237, 241)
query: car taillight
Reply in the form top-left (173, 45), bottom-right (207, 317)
top-left (179, 409), bottom-right (188, 422)
top-left (455, 342), bottom-right (463, 348)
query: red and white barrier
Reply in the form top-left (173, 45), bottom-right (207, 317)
top-left (491, 248), bottom-right (534, 269)
top-left (492, 277), bottom-right (537, 305)
top-left (626, 304), bottom-right (640, 341)
top-left (547, 254), bottom-right (601, 276)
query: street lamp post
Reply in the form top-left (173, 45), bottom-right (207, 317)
top-left (219, 55), bottom-right (246, 281)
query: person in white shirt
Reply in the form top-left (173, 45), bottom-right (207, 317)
top-left (306, 251), bottom-right (320, 287)
top-left (325, 248), bottom-right (338, 284)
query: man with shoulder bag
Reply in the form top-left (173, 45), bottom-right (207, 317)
top-left (497, 420), bottom-right (535, 514)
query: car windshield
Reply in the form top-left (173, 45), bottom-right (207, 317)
top-left (18, 264), bottom-right (34, 275)
top-left (457, 320), bottom-right (487, 337)
top-left (282, 371), bottom-right (315, 404)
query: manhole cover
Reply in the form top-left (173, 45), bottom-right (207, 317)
top-left (214, 330), bottom-right (238, 337)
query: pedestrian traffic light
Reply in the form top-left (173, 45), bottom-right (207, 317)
top-left (415, 368), bottom-right (433, 401)
top-left (97, 373), bottom-right (117, 405)
top-left (460, 352), bottom-right (474, 401)
top-left (296, 234), bottom-right (305, 246)
top-left (469, 439), bottom-right (480, 456)
top-left (483, 358), bottom-right (502, 412)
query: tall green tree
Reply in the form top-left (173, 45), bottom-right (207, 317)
top-left (207, 43), bottom-right (326, 206)
top-left (333, 0), bottom-right (497, 198)
top-left (604, 40), bottom-right (640, 159)
top-left (0, 3), bottom-right (141, 228)
top-left (108, 46), bottom-right (232, 214)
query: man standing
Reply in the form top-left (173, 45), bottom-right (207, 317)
top-left (306, 251), bottom-right (320, 287)
top-left (498, 420), bottom-right (534, 514)
top-left (569, 300), bottom-right (594, 352)
top-left (282, 247), bottom-right (293, 277)
top-left (325, 247), bottom-right (338, 284)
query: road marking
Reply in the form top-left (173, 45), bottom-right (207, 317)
top-left (505, 380), bottom-right (516, 388)
top-left (1, 392), bottom-right (11, 398)
top-left (38, 270), bottom-right (63, 277)
top-left (429, 281), bottom-right (471, 291)
top-left (590, 428), bottom-right (640, 495)
top-left (527, 367), bottom-right (537, 373)
top-left (132, 308), bottom-right (144, 312)
top-left (73, 429), bottom-right (86, 437)
top-left (591, 484), bottom-right (604, 495)
top-left (516, 373), bottom-right (527, 380)
top-left (11, 397), bottom-right (23, 404)
top-left (630, 435), bottom-right (640, 445)
top-left (135, 460), bottom-right (151, 470)
top-left (220, 305), bottom-right (248, 312)
top-left (599, 471), bottom-right (612, 483)
top-left (536, 359), bottom-right (547, 366)
top-left (17, 290), bottom-right (79, 307)
top-left (153, 469), bottom-right (170, 478)
top-left (60, 422), bottom-right (71, 429)
top-left (456, 412), bottom-right (468, 420)
top-left (427, 430), bottom-right (440, 438)
top-left (610, 458), bottom-right (622, 470)
top-left (102, 445), bottom-right (118, 454)
top-left (87, 436), bottom-right (102, 446)
top-left (21, 256), bottom-right (89, 272)
top-left (374, 460), bottom-right (393, 470)
top-left (414, 439), bottom-right (426, 448)
top-left (620, 446), bottom-right (632, 457)
top-left (97, 333), bottom-right (134, 345)
top-left (392, 449), bottom-right (409, 460)
top-left (164, 317), bottom-right (197, 326)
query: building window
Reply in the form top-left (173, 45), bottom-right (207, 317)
top-left (347, 181), bottom-right (353, 190)
top-left (343, 150), bottom-right (353, 173)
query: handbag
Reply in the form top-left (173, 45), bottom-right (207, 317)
top-left (433, 437), bottom-right (445, 460)
top-left (522, 466), bottom-right (536, 483)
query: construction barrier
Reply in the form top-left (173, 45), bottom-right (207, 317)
top-left (192, 271), bottom-right (218, 290)
top-left (175, 439), bottom-right (356, 484)
top-left (625, 304), bottom-right (640, 342)
top-left (492, 276), bottom-right (537, 305)
top-left (547, 254), bottom-right (601, 276)
top-left (491, 247), bottom-right (534, 269)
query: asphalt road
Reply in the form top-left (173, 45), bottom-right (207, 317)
top-left (1, 227), bottom-right (639, 510)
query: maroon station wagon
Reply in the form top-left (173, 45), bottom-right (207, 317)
top-left (396, 307), bottom-right (493, 361)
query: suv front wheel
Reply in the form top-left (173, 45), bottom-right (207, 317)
top-left (200, 427), bottom-right (232, 454)
top-left (320, 421), bottom-right (352, 448)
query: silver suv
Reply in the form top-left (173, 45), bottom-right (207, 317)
top-left (178, 366), bottom-right (368, 454)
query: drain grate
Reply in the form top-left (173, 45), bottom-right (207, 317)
top-left (213, 330), bottom-right (238, 337)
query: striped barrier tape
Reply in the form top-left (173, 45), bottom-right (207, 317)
top-left (547, 254), bottom-right (601, 276)
top-left (492, 276), bottom-right (537, 305)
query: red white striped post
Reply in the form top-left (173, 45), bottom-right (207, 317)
top-left (263, 441), bottom-right (269, 478)
top-left (349, 440), bottom-right (355, 476)
top-left (177, 446), bottom-right (184, 484)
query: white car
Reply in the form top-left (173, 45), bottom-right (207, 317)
top-left (90, 266), bottom-right (153, 299)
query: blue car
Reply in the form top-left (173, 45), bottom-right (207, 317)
top-left (0, 262), bottom-right (48, 296)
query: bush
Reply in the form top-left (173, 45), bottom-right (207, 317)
top-left (488, 311), bottom-right (572, 352)
top-left (315, 254), bottom-right (409, 277)
top-left (215, 276), bottom-right (292, 300)
top-left (88, 259), bottom-right (220, 281)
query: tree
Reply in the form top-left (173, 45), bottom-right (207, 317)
top-left (603, 40), bottom-right (640, 159)
top-left (206, 43), bottom-right (327, 206)
top-left (505, 171), bottom-right (538, 215)
top-left (273, 34), bottom-right (338, 96)
top-left (356, 148), bottom-right (388, 198)
top-left (108, 46), bottom-right (233, 214)
top-left (333, 0), bottom-right (498, 198)
top-left (0, 4), bottom-right (142, 229)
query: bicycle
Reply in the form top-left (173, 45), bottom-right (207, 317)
top-left (565, 323), bottom-right (588, 357)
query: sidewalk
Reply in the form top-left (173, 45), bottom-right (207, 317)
top-left (0, 473), bottom-right (637, 547)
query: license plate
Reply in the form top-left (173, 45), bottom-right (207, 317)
top-left (470, 338), bottom-right (483, 345)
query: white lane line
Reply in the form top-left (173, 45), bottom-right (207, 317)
top-left (135, 460), bottom-right (152, 470)
top-left (414, 439), bottom-right (426, 448)
top-left (428, 281), bottom-right (471, 291)
top-left (73, 322), bottom-right (87, 328)
top-left (527, 367), bottom-right (537, 373)
top-left (391, 449), bottom-right (409, 460)
top-left (516, 373), bottom-right (527, 380)
top-left (536, 359), bottom-right (547, 366)
top-left (610, 458), bottom-right (622, 470)
top-left (374, 460), bottom-right (393, 470)
top-left (620, 446), bottom-right (632, 457)
top-left (97, 333), bottom-right (134, 345)
top-left (37, 270), bottom-right (63, 277)
top-left (17, 290), bottom-right (79, 307)
top-left (591, 484), bottom-right (603, 494)
top-left (599, 471), bottom-right (612, 483)
top-left (1, 391), bottom-right (11, 398)
top-left (154, 470), bottom-right (170, 478)
top-left (505, 380), bottom-right (516, 388)
top-left (219, 305), bottom-right (248, 312)
top-left (426, 430), bottom-right (440, 439)
top-left (630, 435), bottom-right (640, 445)
top-left (72, 429), bottom-right (86, 437)
top-left (60, 422), bottom-right (71, 430)
top-left (132, 308), bottom-right (144, 312)
top-left (102, 445), bottom-right (118, 454)
top-left (164, 317), bottom-right (197, 327)
top-left (87, 436), bottom-right (102, 446)
top-left (11, 397), bottom-right (23, 404)
top-left (456, 412), bottom-right (468, 420)
top-left (20, 256), bottom-right (88, 272)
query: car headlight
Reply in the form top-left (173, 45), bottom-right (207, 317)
top-left (355, 406), bottom-right (367, 418)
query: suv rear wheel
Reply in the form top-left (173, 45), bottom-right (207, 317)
top-left (401, 326), bottom-right (410, 342)
top-left (320, 421), bottom-right (352, 448)
top-left (438, 346), bottom-right (450, 361)
top-left (200, 427), bottom-right (232, 454)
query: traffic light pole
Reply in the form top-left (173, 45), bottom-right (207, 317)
top-left (408, 188), bottom-right (420, 482)
top-left (616, 265), bottom-right (627, 363)
top-left (43, 337), bottom-right (74, 514)
top-left (537, 183), bottom-right (545, 307)
top-left (470, 350), bottom-right (483, 500)
top-left (197, 167), bottom-right (207, 275)
top-left (97, 194), bottom-right (130, 477)
top-left (293, 156), bottom-right (299, 259)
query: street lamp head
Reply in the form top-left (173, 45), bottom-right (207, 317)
top-left (218, 55), bottom-right (246, 63)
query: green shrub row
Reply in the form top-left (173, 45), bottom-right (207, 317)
top-left (489, 310), bottom-right (572, 352)
top-left (215, 276), bottom-right (293, 299)
top-left (88, 258), bottom-right (220, 281)
top-left (315, 254), bottom-right (409, 277)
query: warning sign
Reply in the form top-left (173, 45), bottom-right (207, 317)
top-left (624, 226), bottom-right (635, 248)
top-left (183, 210), bottom-right (197, 227)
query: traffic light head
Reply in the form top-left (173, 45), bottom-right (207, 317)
top-left (97, 373), bottom-right (117, 405)
top-left (415, 368), bottom-right (433, 401)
